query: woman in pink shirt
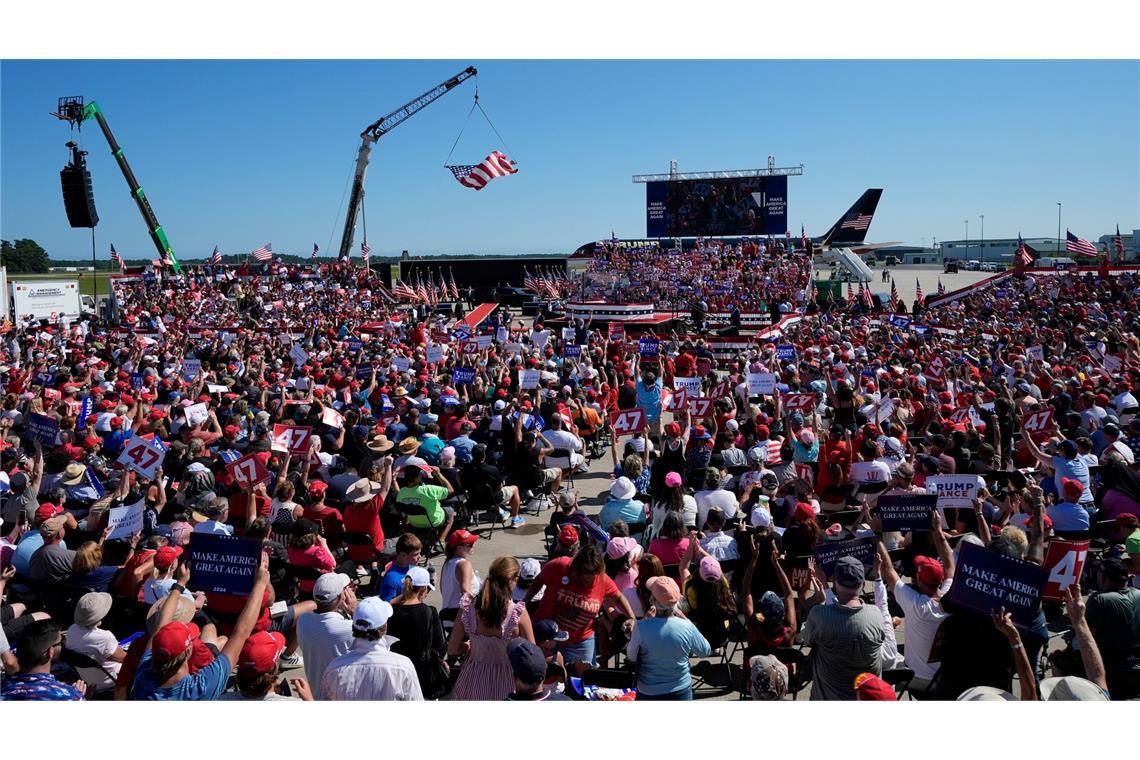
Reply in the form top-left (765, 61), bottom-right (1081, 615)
top-left (647, 511), bottom-right (690, 567)
top-left (286, 518), bottom-right (336, 594)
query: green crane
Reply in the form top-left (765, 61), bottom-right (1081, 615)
top-left (54, 96), bottom-right (180, 273)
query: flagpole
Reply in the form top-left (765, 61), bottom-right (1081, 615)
top-left (1056, 203), bottom-right (1061, 257)
top-left (90, 227), bottom-right (98, 314)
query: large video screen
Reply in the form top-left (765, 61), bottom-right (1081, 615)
top-left (646, 176), bottom-right (787, 238)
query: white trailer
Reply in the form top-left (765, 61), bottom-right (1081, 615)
top-left (9, 279), bottom-right (82, 323)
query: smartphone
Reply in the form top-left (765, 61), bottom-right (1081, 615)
top-left (18, 509), bottom-right (28, 528)
top-left (275, 677), bottom-right (294, 697)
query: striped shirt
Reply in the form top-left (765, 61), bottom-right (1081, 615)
top-left (800, 601), bottom-right (884, 700)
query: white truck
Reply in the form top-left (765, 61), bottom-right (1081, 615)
top-left (8, 278), bottom-right (83, 323)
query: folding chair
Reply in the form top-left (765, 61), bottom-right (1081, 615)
top-left (395, 500), bottom-right (447, 557)
top-left (58, 647), bottom-right (117, 700)
top-left (881, 667), bottom-right (916, 699)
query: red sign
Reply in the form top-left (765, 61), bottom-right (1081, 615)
top-left (796, 462), bottom-right (814, 486)
top-left (697, 357), bottom-right (712, 377)
top-left (463, 341), bottom-right (480, 354)
top-left (1022, 408), bottom-right (1055, 443)
top-left (782, 393), bottom-right (817, 413)
top-left (1042, 538), bottom-right (1089, 602)
top-left (271, 424), bottom-right (312, 455)
top-left (689, 397), bottom-right (714, 419)
top-left (226, 452), bottom-right (271, 488)
top-left (608, 408), bottom-right (646, 436)
top-left (609, 324), bottom-right (625, 342)
top-left (667, 389), bottom-right (688, 412)
top-left (925, 355), bottom-right (946, 381)
top-left (709, 380), bottom-right (732, 400)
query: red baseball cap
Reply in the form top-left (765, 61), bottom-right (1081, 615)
top-left (447, 529), bottom-right (479, 548)
top-left (558, 525), bottom-right (580, 546)
top-left (237, 630), bottom-right (286, 676)
top-left (1061, 477), bottom-right (1084, 502)
top-left (154, 545), bottom-right (184, 570)
top-left (913, 555), bottom-right (945, 586)
top-left (34, 503), bottom-right (64, 523)
top-left (854, 672), bottom-right (897, 701)
top-left (152, 620), bottom-right (199, 661)
top-left (794, 502), bottom-right (815, 523)
top-left (307, 480), bottom-right (328, 496)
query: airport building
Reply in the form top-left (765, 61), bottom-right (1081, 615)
top-left (941, 231), bottom-right (1137, 263)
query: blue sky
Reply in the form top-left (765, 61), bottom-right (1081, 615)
top-left (2, 60), bottom-right (1136, 261)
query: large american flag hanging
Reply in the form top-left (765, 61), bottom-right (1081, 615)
top-left (251, 243), bottom-right (273, 262)
top-left (448, 151), bottom-right (518, 191)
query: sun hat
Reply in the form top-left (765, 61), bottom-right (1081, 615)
top-left (609, 476), bottom-right (636, 501)
top-left (74, 592), bottom-right (114, 628)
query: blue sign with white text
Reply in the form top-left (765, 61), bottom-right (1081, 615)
top-left (639, 338), bottom-right (660, 358)
top-left (453, 367), bottom-right (476, 385)
top-left (776, 345), bottom-right (796, 362)
top-left (189, 533), bottom-right (262, 596)
top-left (945, 542), bottom-right (1047, 628)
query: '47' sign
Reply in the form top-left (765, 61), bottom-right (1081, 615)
top-left (226, 452), bottom-right (272, 488)
top-left (117, 436), bottom-right (167, 480)
top-left (1021, 408), bottom-right (1055, 443)
top-left (609, 408), bottom-right (645, 436)
top-left (1042, 538), bottom-right (1089, 602)
top-left (271, 424), bottom-right (312, 455)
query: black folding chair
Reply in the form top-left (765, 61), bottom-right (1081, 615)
top-left (395, 500), bottom-right (447, 557)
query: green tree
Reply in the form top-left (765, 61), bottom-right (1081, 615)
top-left (0, 239), bottom-right (51, 273)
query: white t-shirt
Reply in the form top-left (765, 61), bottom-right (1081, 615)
top-left (850, 460), bottom-right (891, 485)
top-left (694, 488), bottom-right (739, 529)
top-left (650, 496), bottom-right (699, 535)
top-left (543, 429), bottom-right (582, 453)
top-left (892, 579), bottom-right (953, 681)
top-left (64, 624), bottom-right (121, 678)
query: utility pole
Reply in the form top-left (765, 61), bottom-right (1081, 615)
top-left (979, 214), bottom-right (984, 262)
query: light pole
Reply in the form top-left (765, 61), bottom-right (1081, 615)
top-left (964, 219), bottom-right (969, 261)
top-left (979, 214), bottom-right (984, 262)
top-left (1056, 203), bottom-right (1062, 257)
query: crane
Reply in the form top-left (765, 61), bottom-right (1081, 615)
top-left (53, 97), bottom-right (180, 273)
top-left (337, 66), bottom-right (478, 262)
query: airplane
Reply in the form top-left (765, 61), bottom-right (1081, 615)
top-left (808, 188), bottom-right (899, 255)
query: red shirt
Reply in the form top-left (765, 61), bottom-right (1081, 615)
top-left (534, 556), bottom-right (620, 644)
top-left (341, 496), bottom-right (384, 562)
top-left (302, 504), bottom-right (344, 546)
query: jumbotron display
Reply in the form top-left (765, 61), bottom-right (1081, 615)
top-left (645, 176), bottom-right (787, 238)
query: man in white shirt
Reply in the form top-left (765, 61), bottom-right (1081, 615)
top-left (694, 469), bottom-right (738, 529)
top-left (298, 573), bottom-right (357, 692)
top-left (875, 518), bottom-right (955, 693)
top-left (191, 497), bottom-right (234, 536)
top-left (1100, 423), bottom-right (1135, 466)
top-left (320, 596), bottom-right (422, 701)
top-left (542, 415), bottom-right (585, 469)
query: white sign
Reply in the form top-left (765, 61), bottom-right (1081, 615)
top-left (1104, 355), bottom-right (1123, 373)
top-left (561, 327), bottom-right (576, 342)
top-left (926, 475), bottom-right (983, 508)
top-left (673, 376), bottom-right (702, 399)
top-left (106, 499), bottom-right (146, 540)
top-left (504, 342), bottom-right (523, 356)
top-left (185, 402), bottom-right (209, 427)
top-left (207, 384), bottom-right (229, 394)
top-left (475, 335), bottom-right (493, 350)
top-left (116, 437), bottom-right (165, 480)
top-left (426, 345), bottom-right (446, 364)
top-left (182, 358), bottom-right (202, 380)
top-left (321, 407), bottom-right (344, 429)
top-left (289, 343), bottom-right (310, 366)
top-left (392, 356), bottom-right (410, 373)
top-left (1026, 345), bottom-right (1044, 363)
top-left (748, 372), bottom-right (777, 396)
top-left (519, 369), bottom-right (541, 389)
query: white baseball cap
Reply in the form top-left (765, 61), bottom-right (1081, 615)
top-left (406, 565), bottom-right (434, 590)
top-left (352, 597), bottom-right (394, 632)
top-left (312, 573), bottom-right (352, 604)
top-left (750, 508), bottom-right (773, 529)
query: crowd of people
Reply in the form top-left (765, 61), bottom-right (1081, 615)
top-left (0, 253), bottom-right (1137, 702)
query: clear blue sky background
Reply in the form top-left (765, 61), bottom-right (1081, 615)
top-left (2, 60), bottom-right (1136, 261)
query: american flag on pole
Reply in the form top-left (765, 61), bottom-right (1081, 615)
top-left (109, 244), bottom-right (124, 271)
top-left (361, 242), bottom-right (371, 262)
top-left (888, 278), bottom-right (899, 313)
top-left (847, 281), bottom-right (856, 308)
top-left (393, 279), bottom-right (415, 301)
top-left (1015, 234), bottom-right (1035, 269)
top-left (1114, 225), bottom-right (1126, 263)
top-left (840, 213), bottom-right (872, 231)
top-left (209, 245), bottom-right (222, 265)
top-left (937, 278), bottom-right (946, 295)
top-left (861, 282), bottom-right (875, 309)
top-left (801, 225), bottom-right (809, 253)
top-left (375, 281), bottom-right (396, 304)
top-left (448, 270), bottom-right (460, 301)
top-left (416, 275), bottom-right (429, 304)
top-left (524, 270), bottom-right (541, 295)
top-left (915, 278), bottom-right (924, 307)
top-left (312, 243), bottom-right (319, 260)
top-left (448, 150), bottom-right (518, 191)
top-left (251, 243), bottom-right (273, 262)
top-left (1066, 230), bottom-right (1098, 258)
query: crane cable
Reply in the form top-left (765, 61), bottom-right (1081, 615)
top-left (443, 79), bottom-right (516, 166)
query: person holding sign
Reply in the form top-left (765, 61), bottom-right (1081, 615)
top-left (132, 553), bottom-right (271, 700)
top-left (634, 366), bottom-right (664, 439)
top-left (874, 511), bottom-right (955, 691)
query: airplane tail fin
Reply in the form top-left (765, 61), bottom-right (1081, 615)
top-left (820, 189), bottom-right (882, 248)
